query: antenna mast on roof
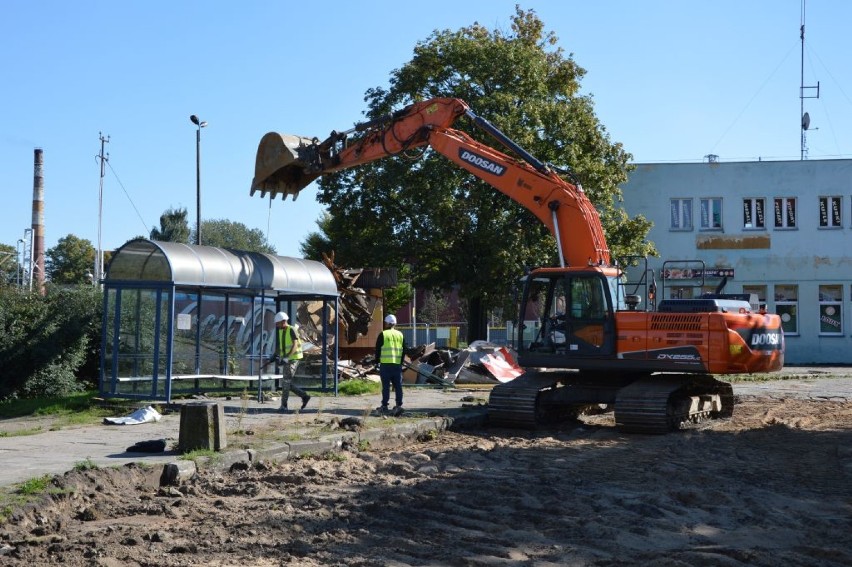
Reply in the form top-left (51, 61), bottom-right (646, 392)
top-left (800, 0), bottom-right (820, 160)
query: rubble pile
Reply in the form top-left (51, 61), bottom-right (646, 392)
top-left (295, 252), bottom-right (377, 347)
top-left (325, 341), bottom-right (524, 386)
top-left (321, 252), bottom-right (375, 343)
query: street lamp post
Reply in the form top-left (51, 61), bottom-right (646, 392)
top-left (190, 115), bottom-right (208, 245)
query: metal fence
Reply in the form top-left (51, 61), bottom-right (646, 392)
top-left (397, 323), bottom-right (512, 349)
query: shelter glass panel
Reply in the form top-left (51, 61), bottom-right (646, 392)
top-left (172, 291), bottom-right (198, 376)
top-left (101, 288), bottom-right (118, 392)
top-left (114, 288), bottom-right (167, 397)
top-left (197, 293), bottom-right (228, 374)
top-left (225, 295), bottom-right (262, 376)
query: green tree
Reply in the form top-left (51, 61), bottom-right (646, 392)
top-left (0, 285), bottom-right (102, 399)
top-left (150, 207), bottom-right (191, 243)
top-left (315, 7), bottom-right (653, 341)
top-left (0, 243), bottom-right (19, 286)
top-left (299, 213), bottom-right (333, 261)
top-left (46, 235), bottom-right (96, 285)
top-left (200, 219), bottom-right (276, 254)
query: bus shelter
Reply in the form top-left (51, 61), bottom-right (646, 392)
top-left (99, 239), bottom-right (339, 403)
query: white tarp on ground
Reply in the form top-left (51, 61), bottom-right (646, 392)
top-left (103, 406), bottom-right (162, 425)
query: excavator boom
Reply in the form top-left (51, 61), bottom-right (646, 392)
top-left (250, 97), bottom-right (610, 267)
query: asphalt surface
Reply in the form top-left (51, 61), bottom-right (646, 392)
top-left (1, 367), bottom-right (850, 489)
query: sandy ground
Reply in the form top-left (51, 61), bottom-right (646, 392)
top-left (1, 393), bottom-right (851, 566)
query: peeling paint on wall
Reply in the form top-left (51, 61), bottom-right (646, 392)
top-left (696, 234), bottom-right (771, 249)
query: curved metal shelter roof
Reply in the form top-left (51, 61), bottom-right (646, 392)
top-left (106, 239), bottom-right (338, 297)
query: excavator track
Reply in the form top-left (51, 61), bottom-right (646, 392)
top-left (488, 372), bottom-right (734, 434)
top-left (487, 373), bottom-right (572, 429)
top-left (614, 375), bottom-right (734, 434)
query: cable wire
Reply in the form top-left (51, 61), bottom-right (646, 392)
top-left (106, 160), bottom-right (150, 234)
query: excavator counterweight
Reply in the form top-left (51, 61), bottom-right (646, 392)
top-left (251, 132), bottom-right (319, 200)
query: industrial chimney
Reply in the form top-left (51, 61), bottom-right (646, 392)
top-left (32, 148), bottom-right (45, 294)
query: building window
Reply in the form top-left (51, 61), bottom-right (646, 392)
top-left (670, 198), bottom-right (693, 230)
top-left (743, 284), bottom-right (767, 311)
top-left (818, 284), bottom-right (843, 335)
top-left (818, 196), bottom-right (842, 228)
top-left (774, 284), bottom-right (798, 335)
top-left (773, 197), bottom-right (797, 229)
top-left (699, 198), bottom-right (722, 230)
top-left (742, 198), bottom-right (765, 229)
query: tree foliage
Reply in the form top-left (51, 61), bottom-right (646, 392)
top-left (200, 219), bottom-right (276, 254)
top-left (299, 213), bottom-right (333, 261)
top-left (150, 207), bottom-right (191, 243)
top-left (46, 234), bottom-right (96, 285)
top-left (0, 285), bottom-right (102, 399)
top-left (309, 7), bottom-right (654, 340)
top-left (0, 242), bottom-right (19, 286)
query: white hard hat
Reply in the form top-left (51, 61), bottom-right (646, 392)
top-left (384, 314), bottom-right (397, 325)
top-left (273, 311), bottom-right (289, 323)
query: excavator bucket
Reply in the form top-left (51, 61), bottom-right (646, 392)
top-left (250, 132), bottom-right (320, 200)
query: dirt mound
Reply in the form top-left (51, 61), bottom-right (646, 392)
top-left (1, 396), bottom-right (851, 566)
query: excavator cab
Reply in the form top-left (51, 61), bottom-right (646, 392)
top-left (250, 132), bottom-right (320, 200)
top-left (519, 268), bottom-right (616, 369)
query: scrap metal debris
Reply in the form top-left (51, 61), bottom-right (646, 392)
top-left (306, 340), bottom-right (524, 386)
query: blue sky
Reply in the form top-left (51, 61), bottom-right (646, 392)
top-left (2, 1), bottom-right (850, 261)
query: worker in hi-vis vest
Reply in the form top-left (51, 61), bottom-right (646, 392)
top-left (375, 314), bottom-right (406, 416)
top-left (272, 311), bottom-right (311, 413)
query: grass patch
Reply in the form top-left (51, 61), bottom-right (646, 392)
top-left (0, 391), bottom-right (143, 431)
top-left (338, 380), bottom-right (380, 396)
top-left (0, 391), bottom-right (100, 419)
top-left (0, 426), bottom-right (44, 438)
top-left (181, 448), bottom-right (220, 463)
top-left (16, 475), bottom-right (52, 496)
top-left (73, 458), bottom-right (99, 472)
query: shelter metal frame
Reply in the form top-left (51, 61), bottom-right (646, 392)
top-left (99, 239), bottom-right (340, 403)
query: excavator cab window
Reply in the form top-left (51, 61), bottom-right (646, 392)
top-left (521, 272), bottom-right (615, 358)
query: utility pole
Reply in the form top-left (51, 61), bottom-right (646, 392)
top-left (96, 133), bottom-right (110, 286)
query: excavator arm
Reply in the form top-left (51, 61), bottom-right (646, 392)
top-left (251, 97), bottom-right (610, 267)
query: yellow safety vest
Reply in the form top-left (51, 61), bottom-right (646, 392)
top-left (278, 327), bottom-right (303, 360)
top-left (379, 329), bottom-right (404, 364)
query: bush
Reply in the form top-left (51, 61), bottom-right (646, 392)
top-left (0, 285), bottom-right (102, 400)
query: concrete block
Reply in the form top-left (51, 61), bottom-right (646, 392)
top-left (179, 401), bottom-right (227, 452)
top-left (160, 460), bottom-right (197, 486)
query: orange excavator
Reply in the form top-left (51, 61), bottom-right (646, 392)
top-left (250, 97), bottom-right (784, 432)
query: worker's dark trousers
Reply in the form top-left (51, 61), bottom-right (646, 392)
top-left (280, 359), bottom-right (308, 409)
top-left (379, 363), bottom-right (404, 408)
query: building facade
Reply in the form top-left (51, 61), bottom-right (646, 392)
top-left (620, 159), bottom-right (852, 365)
